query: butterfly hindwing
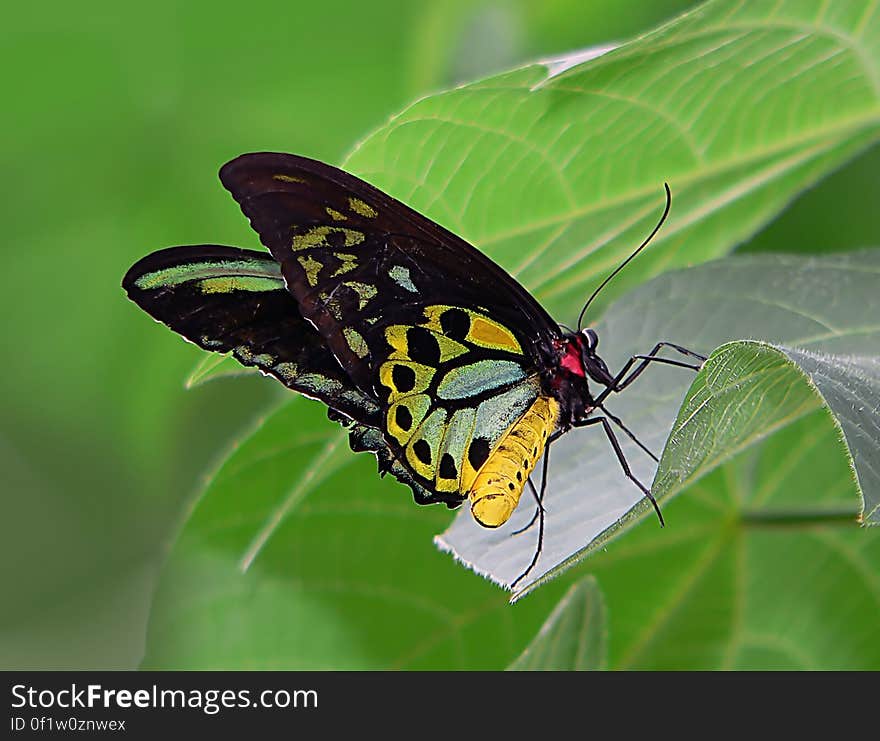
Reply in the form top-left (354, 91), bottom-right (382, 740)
top-left (122, 244), bottom-right (382, 426)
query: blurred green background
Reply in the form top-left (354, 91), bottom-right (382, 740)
top-left (2, 0), bottom-right (878, 669)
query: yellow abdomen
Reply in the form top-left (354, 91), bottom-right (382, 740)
top-left (468, 395), bottom-right (560, 528)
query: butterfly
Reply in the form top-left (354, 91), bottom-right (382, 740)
top-left (123, 153), bottom-right (705, 588)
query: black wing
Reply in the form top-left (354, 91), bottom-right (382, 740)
top-left (218, 152), bottom-right (563, 393)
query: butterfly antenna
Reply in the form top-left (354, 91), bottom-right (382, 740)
top-left (576, 183), bottom-right (672, 330)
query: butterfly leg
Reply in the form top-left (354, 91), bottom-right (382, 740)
top-left (597, 403), bottom-right (659, 462)
top-left (509, 439), bottom-right (555, 589)
top-left (512, 479), bottom-right (542, 535)
top-left (573, 416), bottom-right (665, 526)
top-left (594, 342), bottom-right (705, 405)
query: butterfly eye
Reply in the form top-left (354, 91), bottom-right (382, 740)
top-left (582, 328), bottom-right (599, 351)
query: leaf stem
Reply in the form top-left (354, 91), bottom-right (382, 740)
top-left (740, 507), bottom-right (861, 528)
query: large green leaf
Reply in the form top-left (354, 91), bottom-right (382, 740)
top-left (140, 0), bottom-right (880, 669)
top-left (345, 0), bottom-right (880, 319)
top-left (654, 341), bottom-right (880, 522)
top-left (143, 249), bottom-right (880, 669)
top-left (591, 411), bottom-right (880, 669)
top-left (440, 250), bottom-right (880, 599)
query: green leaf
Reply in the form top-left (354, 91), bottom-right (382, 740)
top-left (140, 1), bottom-right (880, 669)
top-left (508, 576), bottom-right (607, 670)
top-left (590, 413), bottom-right (880, 669)
top-left (346, 0), bottom-right (880, 320)
top-left (141, 398), bottom-right (566, 669)
top-left (654, 341), bottom-right (879, 523)
top-left (439, 250), bottom-right (880, 598)
top-left (185, 353), bottom-right (261, 388)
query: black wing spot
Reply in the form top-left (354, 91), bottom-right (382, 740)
top-left (440, 308), bottom-right (470, 341)
top-left (468, 438), bottom-right (490, 471)
top-left (439, 453), bottom-right (458, 480)
top-left (406, 327), bottom-right (440, 366)
top-left (516, 470), bottom-right (522, 481)
top-left (413, 439), bottom-right (432, 465)
top-left (507, 482), bottom-right (515, 491)
top-left (395, 405), bottom-right (413, 432)
top-left (327, 230), bottom-right (347, 248)
top-left (392, 364), bottom-right (416, 393)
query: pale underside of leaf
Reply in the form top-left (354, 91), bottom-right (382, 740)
top-left (438, 249), bottom-right (880, 599)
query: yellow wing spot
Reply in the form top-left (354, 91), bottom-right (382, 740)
top-left (468, 316), bottom-right (521, 353)
top-left (383, 324), bottom-right (467, 363)
top-left (297, 255), bottom-right (323, 286)
top-left (326, 207), bottom-right (347, 221)
top-left (435, 334), bottom-right (468, 362)
top-left (386, 395), bottom-right (431, 445)
top-left (343, 327), bottom-right (369, 358)
top-left (349, 197), bottom-right (377, 218)
top-left (384, 325), bottom-right (410, 360)
top-left (198, 276), bottom-right (280, 294)
top-left (273, 173), bottom-right (305, 183)
top-left (378, 360), bottom-right (435, 403)
top-left (344, 281), bottom-right (377, 310)
top-left (332, 253), bottom-right (358, 277)
top-left (292, 226), bottom-right (365, 252)
top-left (420, 305), bottom-right (449, 332)
top-left (422, 305), bottom-right (522, 354)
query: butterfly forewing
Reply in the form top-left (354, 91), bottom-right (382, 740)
top-left (219, 154), bottom-right (565, 507)
top-left (218, 153), bottom-right (562, 383)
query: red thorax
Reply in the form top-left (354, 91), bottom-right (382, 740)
top-left (557, 335), bottom-right (586, 378)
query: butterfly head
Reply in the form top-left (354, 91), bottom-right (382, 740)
top-left (581, 327), bottom-right (599, 352)
top-left (557, 328), bottom-right (615, 389)
top-left (579, 328), bottom-right (616, 387)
